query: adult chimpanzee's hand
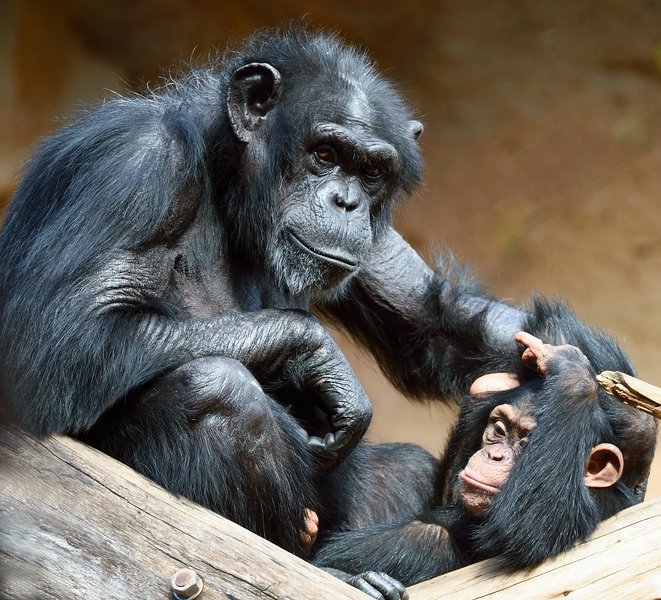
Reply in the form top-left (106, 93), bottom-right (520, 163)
top-left (288, 311), bottom-right (373, 468)
top-left (469, 332), bottom-right (594, 396)
top-left (194, 309), bottom-right (373, 469)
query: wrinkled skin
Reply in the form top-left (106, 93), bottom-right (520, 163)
top-left (459, 402), bottom-right (535, 515)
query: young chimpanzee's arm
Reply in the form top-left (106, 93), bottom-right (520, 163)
top-left (316, 227), bottom-right (526, 400)
top-left (313, 506), bottom-right (471, 589)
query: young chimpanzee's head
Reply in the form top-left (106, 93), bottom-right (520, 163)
top-left (445, 327), bottom-right (656, 571)
top-left (458, 377), bottom-right (631, 520)
top-left (218, 26), bottom-right (423, 299)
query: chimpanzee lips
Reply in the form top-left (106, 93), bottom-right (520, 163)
top-left (459, 469), bottom-right (501, 495)
top-left (288, 230), bottom-right (359, 270)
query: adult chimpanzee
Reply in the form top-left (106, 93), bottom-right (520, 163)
top-left (313, 300), bottom-right (657, 598)
top-left (0, 25), bottom-right (526, 557)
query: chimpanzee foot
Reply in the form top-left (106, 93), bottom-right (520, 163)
top-left (322, 568), bottom-right (408, 600)
top-left (301, 508), bottom-right (319, 553)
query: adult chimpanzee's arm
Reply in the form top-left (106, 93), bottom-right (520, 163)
top-left (317, 227), bottom-right (526, 399)
top-left (129, 309), bottom-right (373, 467)
top-left (12, 302), bottom-right (371, 467)
top-left (0, 93), bottom-right (371, 466)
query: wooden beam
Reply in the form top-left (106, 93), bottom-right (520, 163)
top-left (0, 426), bottom-right (370, 600)
top-left (3, 425), bottom-right (661, 600)
top-left (408, 494), bottom-right (661, 600)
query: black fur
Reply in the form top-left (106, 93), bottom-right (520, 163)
top-left (313, 298), bottom-right (657, 589)
top-left (472, 299), bottom-right (655, 569)
top-left (0, 25), bottom-right (528, 564)
top-left (0, 28), bottom-right (419, 438)
top-left (3, 25), bottom-right (653, 599)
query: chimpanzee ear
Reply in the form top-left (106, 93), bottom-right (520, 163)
top-left (584, 443), bottom-right (624, 489)
top-left (409, 120), bottom-right (423, 141)
top-left (228, 62), bottom-right (282, 143)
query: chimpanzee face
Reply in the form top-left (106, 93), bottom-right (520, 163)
top-left (227, 61), bottom-right (422, 300)
top-left (276, 121), bottom-right (404, 296)
top-left (459, 402), bottom-right (536, 516)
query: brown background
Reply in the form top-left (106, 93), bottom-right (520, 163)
top-left (2, 0), bottom-right (661, 496)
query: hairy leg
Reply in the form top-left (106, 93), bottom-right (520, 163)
top-left (307, 442), bottom-right (440, 598)
top-left (82, 356), bottom-right (319, 556)
top-left (319, 442), bottom-right (439, 532)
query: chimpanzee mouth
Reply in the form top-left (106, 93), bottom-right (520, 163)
top-left (459, 469), bottom-right (501, 495)
top-left (288, 230), bottom-right (359, 270)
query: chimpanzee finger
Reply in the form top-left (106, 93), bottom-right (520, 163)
top-left (377, 573), bottom-right (409, 600)
top-left (301, 347), bottom-right (373, 467)
top-left (305, 428), bottom-right (361, 465)
top-left (307, 396), bottom-right (372, 468)
top-left (347, 577), bottom-right (386, 600)
top-left (515, 331), bottom-right (550, 374)
top-left (307, 429), bottom-right (364, 468)
top-left (361, 571), bottom-right (409, 600)
top-left (306, 433), bottom-right (339, 469)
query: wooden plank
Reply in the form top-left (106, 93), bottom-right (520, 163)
top-left (407, 494), bottom-right (661, 600)
top-left (597, 370), bottom-right (661, 419)
top-left (0, 426), bottom-right (371, 600)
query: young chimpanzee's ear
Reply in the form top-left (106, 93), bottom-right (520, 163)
top-left (228, 62), bottom-right (282, 142)
top-left (584, 443), bottom-right (624, 489)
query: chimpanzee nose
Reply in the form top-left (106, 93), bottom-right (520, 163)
top-left (485, 445), bottom-right (506, 461)
top-left (333, 191), bottom-right (360, 212)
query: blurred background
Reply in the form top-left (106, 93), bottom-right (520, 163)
top-left (2, 0), bottom-right (661, 496)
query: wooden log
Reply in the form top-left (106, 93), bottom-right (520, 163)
top-left (597, 370), bottom-right (661, 419)
top-left (3, 425), bottom-right (661, 600)
top-left (407, 494), bottom-right (661, 600)
top-left (0, 426), bottom-right (370, 600)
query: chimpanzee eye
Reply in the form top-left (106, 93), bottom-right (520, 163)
top-left (364, 164), bottom-right (383, 179)
top-left (314, 145), bottom-right (338, 165)
top-left (493, 420), bottom-right (507, 437)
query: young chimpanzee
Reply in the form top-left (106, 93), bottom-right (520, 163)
top-left (312, 300), bottom-right (657, 598)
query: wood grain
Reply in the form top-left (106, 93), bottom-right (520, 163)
top-left (408, 494), bottom-right (661, 600)
top-left (3, 425), bottom-right (661, 600)
top-left (0, 426), bottom-right (370, 600)
top-left (597, 370), bottom-right (661, 419)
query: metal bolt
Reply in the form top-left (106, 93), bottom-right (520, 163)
top-left (171, 568), bottom-right (204, 600)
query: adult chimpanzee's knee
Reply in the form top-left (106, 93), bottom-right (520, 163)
top-left (85, 356), bottom-right (318, 554)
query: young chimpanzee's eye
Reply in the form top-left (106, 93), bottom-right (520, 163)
top-left (314, 145), bottom-right (338, 165)
top-left (493, 420), bottom-right (507, 437)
